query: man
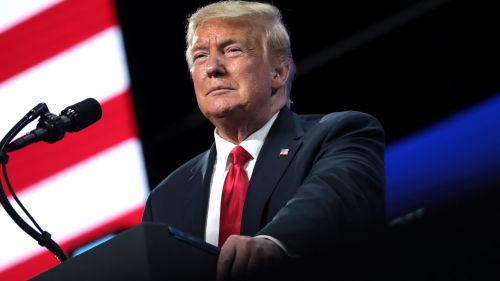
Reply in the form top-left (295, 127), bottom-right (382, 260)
top-left (143, 1), bottom-right (385, 280)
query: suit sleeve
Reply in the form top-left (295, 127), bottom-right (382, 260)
top-left (257, 111), bottom-right (386, 258)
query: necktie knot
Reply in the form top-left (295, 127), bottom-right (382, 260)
top-left (229, 146), bottom-right (252, 166)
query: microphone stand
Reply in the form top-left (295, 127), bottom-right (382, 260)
top-left (0, 103), bottom-right (67, 262)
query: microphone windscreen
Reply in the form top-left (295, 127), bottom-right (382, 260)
top-left (61, 98), bottom-right (102, 132)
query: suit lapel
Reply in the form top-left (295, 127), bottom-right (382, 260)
top-left (179, 144), bottom-right (216, 238)
top-left (241, 107), bottom-right (304, 235)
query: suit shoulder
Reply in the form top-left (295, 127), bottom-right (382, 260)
top-left (318, 111), bottom-right (384, 131)
top-left (319, 110), bottom-right (378, 123)
top-left (297, 110), bottom-right (380, 124)
top-left (151, 149), bottom-right (210, 193)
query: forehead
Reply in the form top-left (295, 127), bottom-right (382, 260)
top-left (193, 18), bottom-right (262, 46)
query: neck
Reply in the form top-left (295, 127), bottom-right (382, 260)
top-left (214, 107), bottom-right (282, 144)
top-left (215, 121), bottom-right (262, 144)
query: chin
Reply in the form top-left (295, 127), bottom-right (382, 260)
top-left (208, 107), bottom-right (249, 123)
top-left (204, 108), bottom-right (231, 121)
top-left (208, 103), bottom-right (237, 117)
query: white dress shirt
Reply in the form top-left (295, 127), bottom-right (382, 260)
top-left (205, 113), bottom-right (279, 246)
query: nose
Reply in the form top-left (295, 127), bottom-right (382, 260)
top-left (205, 53), bottom-right (226, 77)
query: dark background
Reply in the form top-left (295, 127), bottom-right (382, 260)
top-left (115, 0), bottom-right (500, 279)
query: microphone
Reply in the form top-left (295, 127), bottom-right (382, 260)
top-left (7, 98), bottom-right (102, 152)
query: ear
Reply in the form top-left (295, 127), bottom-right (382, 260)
top-left (271, 61), bottom-right (290, 90)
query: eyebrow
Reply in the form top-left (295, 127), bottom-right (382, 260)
top-left (191, 38), bottom-right (243, 54)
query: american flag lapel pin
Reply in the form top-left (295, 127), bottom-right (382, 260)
top-left (279, 148), bottom-right (289, 157)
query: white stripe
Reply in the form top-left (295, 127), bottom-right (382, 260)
top-left (0, 138), bottom-right (149, 270)
top-left (0, 26), bottom-right (130, 137)
top-left (0, 0), bottom-right (62, 34)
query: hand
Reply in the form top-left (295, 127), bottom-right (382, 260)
top-left (216, 235), bottom-right (285, 281)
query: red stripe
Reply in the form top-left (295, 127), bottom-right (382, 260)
top-left (0, 0), bottom-right (117, 83)
top-left (5, 91), bottom-right (137, 194)
top-left (0, 205), bottom-right (144, 281)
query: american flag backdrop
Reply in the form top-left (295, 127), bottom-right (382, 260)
top-left (0, 0), bottom-right (149, 280)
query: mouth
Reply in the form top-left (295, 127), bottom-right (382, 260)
top-left (207, 86), bottom-right (235, 96)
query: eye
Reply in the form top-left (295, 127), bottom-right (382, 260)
top-left (192, 52), bottom-right (207, 63)
top-left (225, 46), bottom-right (242, 56)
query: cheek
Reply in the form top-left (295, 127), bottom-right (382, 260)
top-left (247, 69), bottom-right (273, 94)
top-left (191, 74), bottom-right (207, 107)
top-left (191, 71), bottom-right (205, 92)
top-left (235, 63), bottom-right (271, 89)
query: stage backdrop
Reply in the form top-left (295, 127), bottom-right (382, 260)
top-left (0, 0), bottom-right (149, 280)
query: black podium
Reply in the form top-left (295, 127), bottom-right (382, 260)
top-left (30, 223), bottom-right (218, 281)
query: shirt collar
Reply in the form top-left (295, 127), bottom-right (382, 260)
top-left (214, 112), bottom-right (280, 165)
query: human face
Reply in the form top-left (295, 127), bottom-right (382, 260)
top-left (190, 19), bottom-right (281, 128)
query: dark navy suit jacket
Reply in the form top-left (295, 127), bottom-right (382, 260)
top-left (142, 106), bottom-right (385, 277)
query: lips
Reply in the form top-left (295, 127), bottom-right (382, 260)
top-left (207, 85), bottom-right (235, 95)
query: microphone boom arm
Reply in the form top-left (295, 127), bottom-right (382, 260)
top-left (0, 103), bottom-right (68, 262)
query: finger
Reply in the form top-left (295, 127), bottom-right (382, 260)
top-left (217, 240), bottom-right (236, 281)
top-left (230, 238), bottom-right (251, 280)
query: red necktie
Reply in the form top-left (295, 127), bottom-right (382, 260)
top-left (219, 145), bottom-right (252, 246)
